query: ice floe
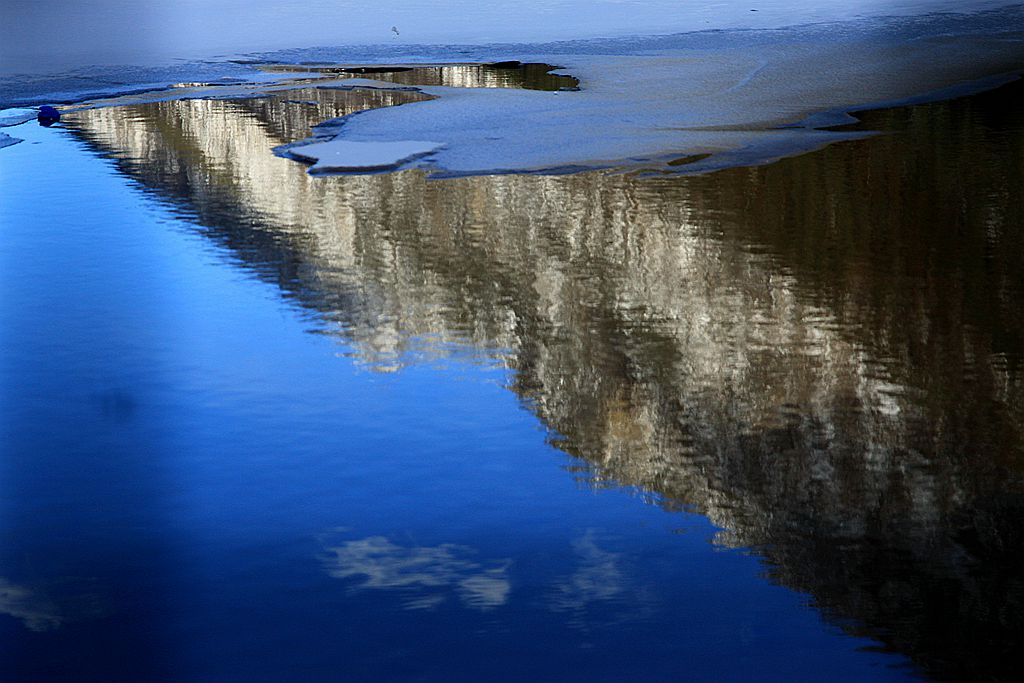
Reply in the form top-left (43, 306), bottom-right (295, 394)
top-left (0, 131), bottom-right (22, 149)
top-left (300, 10), bottom-right (1024, 176)
top-left (0, 108), bottom-right (37, 127)
top-left (287, 139), bottom-right (444, 172)
top-left (4, 6), bottom-right (1023, 173)
top-left (0, 107), bottom-right (34, 148)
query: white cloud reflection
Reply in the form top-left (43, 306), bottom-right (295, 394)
top-left (322, 536), bottom-right (510, 611)
top-left (0, 578), bottom-right (63, 632)
top-left (549, 530), bottom-right (625, 612)
top-left (545, 530), bottom-right (658, 636)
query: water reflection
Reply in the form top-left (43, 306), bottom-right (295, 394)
top-left (0, 579), bottom-right (62, 633)
top-left (61, 79), bottom-right (1024, 681)
top-left (0, 578), bottom-right (102, 635)
top-left (235, 86), bottom-right (433, 143)
top-left (323, 535), bottom-right (510, 611)
top-left (260, 62), bottom-right (579, 91)
top-left (550, 532), bottom-right (625, 613)
top-left (546, 530), bottom-right (655, 634)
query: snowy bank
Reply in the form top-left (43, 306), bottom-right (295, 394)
top-left (283, 8), bottom-right (1024, 175)
top-left (3, 7), bottom-right (1023, 176)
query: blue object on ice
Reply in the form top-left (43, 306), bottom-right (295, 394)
top-left (38, 105), bottom-right (60, 126)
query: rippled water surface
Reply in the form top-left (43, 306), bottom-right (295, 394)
top-left (1, 77), bottom-right (1023, 682)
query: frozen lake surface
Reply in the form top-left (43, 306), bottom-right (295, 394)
top-left (5, 6), bottom-right (1022, 176)
top-left (2, 1), bottom-right (1017, 74)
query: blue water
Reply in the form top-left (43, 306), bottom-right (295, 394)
top-left (0, 105), bottom-right (921, 679)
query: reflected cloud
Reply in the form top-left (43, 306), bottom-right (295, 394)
top-left (0, 578), bottom-right (62, 632)
top-left (544, 531), bottom-right (657, 636)
top-left (549, 531), bottom-right (625, 613)
top-left (323, 536), bottom-right (510, 611)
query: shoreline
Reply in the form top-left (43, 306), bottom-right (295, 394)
top-left (3, 65), bottom-right (1022, 179)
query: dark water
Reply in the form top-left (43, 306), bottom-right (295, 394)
top-left (259, 62), bottom-right (580, 91)
top-left (1, 76), bottom-right (1023, 682)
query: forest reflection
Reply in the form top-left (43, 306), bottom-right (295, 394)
top-left (64, 78), bottom-right (1024, 682)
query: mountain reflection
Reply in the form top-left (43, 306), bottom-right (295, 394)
top-left (63, 79), bottom-right (1024, 681)
top-left (260, 62), bottom-right (579, 91)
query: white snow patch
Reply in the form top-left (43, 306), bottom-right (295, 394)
top-left (289, 139), bottom-right (444, 172)
top-left (322, 27), bottom-right (1024, 175)
top-left (23, 8), bottom-right (1024, 175)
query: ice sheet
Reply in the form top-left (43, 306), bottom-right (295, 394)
top-left (4, 6), bottom-right (1023, 175)
top-left (292, 16), bottom-right (1024, 175)
top-left (0, 131), bottom-right (22, 148)
top-left (2, 1), bottom-right (1017, 75)
top-left (0, 108), bottom-right (36, 127)
top-left (287, 139), bottom-right (444, 172)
